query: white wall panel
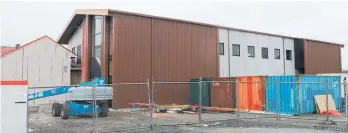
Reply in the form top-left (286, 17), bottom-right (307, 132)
top-left (219, 28), bottom-right (296, 76)
top-left (284, 38), bottom-right (296, 75)
top-left (1, 37), bottom-right (75, 106)
top-left (219, 29), bottom-right (229, 77)
top-left (68, 24), bottom-right (83, 50)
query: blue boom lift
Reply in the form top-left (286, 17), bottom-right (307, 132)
top-left (28, 78), bottom-right (113, 119)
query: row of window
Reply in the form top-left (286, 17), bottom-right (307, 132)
top-left (220, 43), bottom-right (292, 60)
top-left (71, 45), bottom-right (81, 57)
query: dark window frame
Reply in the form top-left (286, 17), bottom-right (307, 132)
top-left (219, 43), bottom-right (224, 55)
top-left (72, 47), bottom-right (76, 54)
top-left (76, 45), bottom-right (81, 56)
top-left (247, 46), bottom-right (255, 58)
top-left (261, 47), bottom-right (268, 59)
top-left (274, 48), bottom-right (281, 59)
top-left (286, 50), bottom-right (292, 60)
top-left (232, 44), bottom-right (240, 56)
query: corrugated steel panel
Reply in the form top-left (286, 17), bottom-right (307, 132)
top-left (298, 75), bottom-right (341, 113)
top-left (112, 14), bottom-right (152, 108)
top-left (210, 77), bottom-right (236, 108)
top-left (304, 40), bottom-right (342, 74)
top-left (110, 13), bottom-right (218, 108)
top-left (266, 75), bottom-right (341, 115)
top-left (189, 78), bottom-right (211, 106)
top-left (239, 76), bottom-right (265, 111)
top-left (266, 76), bottom-right (299, 115)
top-left (151, 19), bottom-right (218, 106)
top-left (317, 73), bottom-right (348, 98)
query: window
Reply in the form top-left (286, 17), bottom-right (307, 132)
top-left (219, 43), bottom-right (224, 55)
top-left (247, 46), bottom-right (255, 57)
top-left (274, 49), bottom-right (280, 59)
top-left (232, 44), bottom-right (240, 56)
top-left (77, 45), bottom-right (81, 57)
top-left (261, 47), bottom-right (268, 59)
top-left (286, 50), bottom-right (292, 60)
top-left (93, 16), bottom-right (103, 59)
top-left (72, 47), bottom-right (76, 54)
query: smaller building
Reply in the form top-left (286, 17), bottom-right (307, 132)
top-left (0, 36), bottom-right (76, 106)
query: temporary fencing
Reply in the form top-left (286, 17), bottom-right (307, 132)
top-left (27, 77), bottom-right (348, 132)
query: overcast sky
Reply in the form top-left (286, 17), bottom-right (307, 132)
top-left (1, 1), bottom-right (347, 70)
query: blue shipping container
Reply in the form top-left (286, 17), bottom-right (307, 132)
top-left (266, 75), bottom-right (341, 115)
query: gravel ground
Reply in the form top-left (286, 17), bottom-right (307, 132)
top-left (29, 104), bottom-right (348, 133)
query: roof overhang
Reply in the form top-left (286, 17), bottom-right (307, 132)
top-left (303, 38), bottom-right (344, 47)
top-left (57, 9), bottom-right (345, 47)
top-left (57, 9), bottom-right (110, 44)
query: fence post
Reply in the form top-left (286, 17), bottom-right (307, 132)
top-left (344, 79), bottom-right (347, 117)
top-left (325, 80), bottom-right (329, 124)
top-left (149, 78), bottom-right (153, 130)
top-left (276, 80), bottom-right (280, 120)
top-left (198, 77), bottom-right (202, 125)
top-left (92, 79), bottom-right (96, 132)
top-left (236, 79), bottom-right (240, 121)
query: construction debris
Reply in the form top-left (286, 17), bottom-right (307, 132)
top-left (314, 95), bottom-right (339, 115)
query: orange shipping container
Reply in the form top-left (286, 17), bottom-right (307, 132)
top-left (238, 76), bottom-right (265, 111)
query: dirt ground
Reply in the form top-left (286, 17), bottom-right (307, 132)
top-left (29, 104), bottom-right (348, 133)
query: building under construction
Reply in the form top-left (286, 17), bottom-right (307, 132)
top-left (57, 9), bottom-right (344, 108)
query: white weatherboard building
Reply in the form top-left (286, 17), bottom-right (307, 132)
top-left (0, 36), bottom-right (76, 106)
top-left (219, 29), bottom-right (296, 77)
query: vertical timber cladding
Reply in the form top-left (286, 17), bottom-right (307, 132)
top-left (81, 15), bottom-right (93, 82)
top-left (112, 14), bottom-right (152, 108)
top-left (152, 19), bottom-right (218, 105)
top-left (304, 40), bottom-right (342, 74)
top-left (112, 13), bottom-right (218, 108)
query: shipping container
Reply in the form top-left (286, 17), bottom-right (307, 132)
top-left (239, 76), bottom-right (266, 111)
top-left (189, 78), bottom-right (211, 106)
top-left (317, 73), bottom-right (348, 98)
top-left (266, 75), bottom-right (341, 115)
top-left (210, 77), bottom-right (236, 108)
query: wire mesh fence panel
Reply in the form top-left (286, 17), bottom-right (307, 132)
top-left (201, 78), bottom-right (238, 123)
top-left (274, 81), bottom-right (342, 124)
top-left (151, 81), bottom-right (200, 127)
top-left (237, 78), bottom-right (275, 121)
top-left (92, 81), bottom-right (152, 132)
top-left (27, 85), bottom-right (95, 133)
top-left (27, 80), bottom-right (154, 133)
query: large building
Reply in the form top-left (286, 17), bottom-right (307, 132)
top-left (57, 9), bottom-right (344, 108)
top-left (0, 36), bottom-right (76, 106)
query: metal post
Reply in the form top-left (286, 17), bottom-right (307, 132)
top-left (325, 80), bottom-right (329, 123)
top-left (148, 78), bottom-right (153, 130)
top-left (344, 88), bottom-right (348, 117)
top-left (276, 80), bottom-right (280, 120)
top-left (92, 79), bottom-right (96, 132)
top-left (236, 79), bottom-right (240, 121)
top-left (198, 77), bottom-right (202, 125)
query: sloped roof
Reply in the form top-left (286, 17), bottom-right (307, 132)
top-left (57, 9), bottom-right (344, 47)
top-left (1, 36), bottom-right (76, 58)
top-left (0, 46), bottom-right (17, 56)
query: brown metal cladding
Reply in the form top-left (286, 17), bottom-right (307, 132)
top-left (101, 16), bottom-right (110, 82)
top-left (81, 15), bottom-right (92, 82)
top-left (210, 77), bottom-right (236, 108)
top-left (112, 14), bottom-right (152, 108)
top-left (110, 13), bottom-right (218, 108)
top-left (304, 39), bottom-right (342, 74)
top-left (151, 19), bottom-right (218, 105)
